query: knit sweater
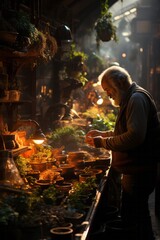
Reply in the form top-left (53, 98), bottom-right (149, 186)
top-left (95, 82), bottom-right (160, 174)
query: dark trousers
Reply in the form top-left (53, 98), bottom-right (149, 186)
top-left (121, 171), bottom-right (157, 240)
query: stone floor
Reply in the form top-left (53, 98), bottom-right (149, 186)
top-left (149, 190), bottom-right (160, 240)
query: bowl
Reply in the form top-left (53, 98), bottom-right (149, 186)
top-left (30, 162), bottom-right (47, 172)
top-left (35, 179), bottom-right (53, 190)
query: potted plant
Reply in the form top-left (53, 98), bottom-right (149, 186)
top-left (47, 125), bottom-right (85, 151)
top-left (66, 178), bottom-right (97, 211)
top-left (95, 0), bottom-right (118, 43)
top-left (1, 10), bottom-right (58, 62)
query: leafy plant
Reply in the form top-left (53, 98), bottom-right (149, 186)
top-left (95, 0), bottom-right (118, 44)
top-left (0, 200), bottom-right (19, 226)
top-left (15, 155), bottom-right (32, 177)
top-left (65, 44), bottom-right (88, 86)
top-left (7, 11), bottom-right (38, 42)
top-left (1, 10), bottom-right (58, 61)
top-left (42, 185), bottom-right (62, 205)
top-left (82, 107), bottom-right (116, 131)
top-left (67, 178), bottom-right (97, 211)
top-left (47, 125), bottom-right (85, 151)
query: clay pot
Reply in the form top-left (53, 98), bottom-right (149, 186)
top-left (30, 162), bottom-right (46, 172)
top-left (59, 164), bottom-right (75, 179)
top-left (35, 179), bottom-right (52, 190)
top-left (55, 182), bottom-right (73, 194)
top-left (79, 173), bottom-right (94, 182)
top-left (50, 227), bottom-right (73, 240)
top-left (64, 211), bottom-right (84, 225)
top-left (26, 170), bottom-right (40, 180)
top-left (78, 169), bottom-right (103, 182)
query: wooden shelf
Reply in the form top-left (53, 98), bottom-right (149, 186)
top-left (12, 146), bottom-right (30, 156)
top-left (0, 46), bottom-right (39, 60)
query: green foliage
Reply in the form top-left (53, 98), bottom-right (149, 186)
top-left (30, 145), bottom-right (53, 162)
top-left (0, 200), bottom-right (19, 226)
top-left (92, 113), bottom-right (116, 131)
top-left (0, 188), bottom-right (43, 227)
top-left (7, 11), bottom-right (39, 43)
top-left (15, 155), bottom-right (32, 177)
top-left (69, 44), bottom-right (88, 62)
top-left (47, 126), bottom-right (85, 151)
top-left (65, 44), bottom-right (88, 86)
top-left (67, 178), bottom-right (97, 210)
top-left (95, 0), bottom-right (118, 43)
top-left (83, 107), bottom-right (116, 131)
top-left (42, 185), bottom-right (60, 205)
top-left (0, 189), bottom-right (43, 227)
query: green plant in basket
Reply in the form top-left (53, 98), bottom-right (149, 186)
top-left (95, 0), bottom-right (118, 44)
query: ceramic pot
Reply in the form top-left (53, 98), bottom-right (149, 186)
top-left (64, 210), bottom-right (84, 225)
top-left (50, 227), bottom-right (73, 240)
top-left (35, 179), bottom-right (52, 190)
top-left (59, 164), bottom-right (75, 179)
top-left (79, 173), bottom-right (94, 182)
top-left (30, 162), bottom-right (46, 172)
top-left (55, 182), bottom-right (73, 194)
top-left (26, 170), bottom-right (40, 180)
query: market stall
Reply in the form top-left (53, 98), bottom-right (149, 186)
top-left (0, 128), bottom-right (113, 240)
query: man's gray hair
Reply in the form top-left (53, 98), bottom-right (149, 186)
top-left (98, 66), bottom-right (132, 86)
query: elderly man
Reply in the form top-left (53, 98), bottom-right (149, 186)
top-left (86, 66), bottom-right (160, 240)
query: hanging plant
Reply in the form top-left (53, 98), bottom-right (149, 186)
top-left (1, 10), bottom-right (58, 62)
top-left (95, 0), bottom-right (118, 43)
top-left (65, 44), bottom-right (88, 86)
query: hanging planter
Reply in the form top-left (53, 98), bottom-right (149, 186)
top-left (95, 0), bottom-right (118, 43)
top-left (0, 11), bottom-right (58, 62)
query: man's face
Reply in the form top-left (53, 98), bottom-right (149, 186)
top-left (102, 81), bottom-right (123, 107)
